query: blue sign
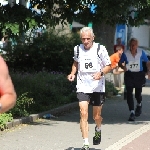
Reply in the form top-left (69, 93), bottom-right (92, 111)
top-left (115, 24), bottom-right (126, 45)
top-left (90, 4), bottom-right (97, 13)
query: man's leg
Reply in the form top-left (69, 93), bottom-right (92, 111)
top-left (93, 105), bottom-right (103, 129)
top-left (93, 105), bottom-right (103, 145)
top-left (79, 101), bottom-right (89, 142)
top-left (126, 86), bottom-right (135, 121)
top-left (135, 87), bottom-right (142, 117)
top-left (126, 86), bottom-right (134, 111)
top-left (77, 92), bottom-right (90, 150)
top-left (92, 92), bottom-right (104, 145)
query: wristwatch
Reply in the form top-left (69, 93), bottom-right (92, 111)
top-left (101, 72), bottom-right (104, 76)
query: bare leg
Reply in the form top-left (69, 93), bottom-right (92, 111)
top-left (79, 101), bottom-right (89, 139)
top-left (93, 105), bottom-right (103, 128)
top-left (93, 105), bottom-right (103, 145)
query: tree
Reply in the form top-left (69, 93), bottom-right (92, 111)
top-left (0, 0), bottom-right (150, 37)
top-left (0, 0), bottom-right (61, 38)
top-left (59, 0), bottom-right (150, 52)
top-left (60, 0), bottom-right (150, 26)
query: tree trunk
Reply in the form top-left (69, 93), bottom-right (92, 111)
top-left (93, 23), bottom-right (116, 55)
top-left (19, 0), bottom-right (28, 6)
top-left (8, 0), bottom-right (16, 7)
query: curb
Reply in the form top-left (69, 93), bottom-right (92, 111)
top-left (6, 102), bottom-right (79, 129)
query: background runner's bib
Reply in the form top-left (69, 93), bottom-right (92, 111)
top-left (127, 60), bottom-right (140, 72)
top-left (80, 55), bottom-right (98, 72)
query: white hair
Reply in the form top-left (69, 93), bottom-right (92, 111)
top-left (129, 38), bottom-right (139, 46)
top-left (80, 27), bottom-right (95, 37)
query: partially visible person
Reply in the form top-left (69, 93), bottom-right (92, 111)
top-left (120, 38), bottom-right (150, 121)
top-left (67, 27), bottom-right (111, 150)
top-left (110, 46), bottom-right (124, 74)
top-left (114, 37), bottom-right (125, 53)
top-left (0, 55), bottom-right (17, 113)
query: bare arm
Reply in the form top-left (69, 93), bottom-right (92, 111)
top-left (67, 61), bottom-right (78, 81)
top-left (101, 64), bottom-right (111, 75)
top-left (0, 56), bottom-right (17, 113)
top-left (92, 64), bottom-right (111, 80)
top-left (70, 61), bottom-right (78, 75)
top-left (146, 61), bottom-right (150, 80)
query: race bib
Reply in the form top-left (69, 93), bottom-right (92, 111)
top-left (127, 60), bottom-right (140, 72)
top-left (80, 56), bottom-right (98, 72)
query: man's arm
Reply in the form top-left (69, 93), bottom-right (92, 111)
top-left (146, 61), bottom-right (150, 80)
top-left (93, 64), bottom-right (111, 80)
top-left (101, 65), bottom-right (111, 75)
top-left (0, 56), bottom-right (17, 113)
top-left (99, 45), bottom-right (112, 74)
top-left (141, 50), bottom-right (150, 75)
top-left (93, 45), bottom-right (112, 80)
top-left (67, 61), bottom-right (78, 82)
top-left (119, 52), bottom-right (128, 71)
top-left (70, 61), bottom-right (78, 75)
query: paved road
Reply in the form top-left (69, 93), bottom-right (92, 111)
top-left (0, 79), bottom-right (150, 150)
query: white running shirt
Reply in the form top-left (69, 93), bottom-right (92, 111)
top-left (73, 43), bottom-right (111, 93)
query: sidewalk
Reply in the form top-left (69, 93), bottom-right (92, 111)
top-left (105, 78), bottom-right (150, 150)
top-left (0, 79), bottom-right (150, 150)
top-left (121, 129), bottom-right (150, 150)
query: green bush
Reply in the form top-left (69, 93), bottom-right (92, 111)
top-left (10, 71), bottom-right (77, 114)
top-left (3, 30), bottom-right (81, 74)
top-left (0, 92), bottom-right (33, 130)
top-left (9, 92), bottom-right (34, 118)
top-left (10, 71), bottom-right (117, 114)
top-left (0, 71), bottom-right (117, 116)
top-left (0, 113), bottom-right (13, 130)
top-left (105, 80), bottom-right (118, 97)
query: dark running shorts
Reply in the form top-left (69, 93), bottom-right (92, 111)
top-left (77, 92), bottom-right (105, 106)
top-left (124, 71), bottom-right (146, 88)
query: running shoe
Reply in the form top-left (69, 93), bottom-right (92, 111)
top-left (135, 104), bottom-right (142, 117)
top-left (80, 145), bottom-right (90, 150)
top-left (128, 112), bottom-right (135, 121)
top-left (93, 126), bottom-right (101, 145)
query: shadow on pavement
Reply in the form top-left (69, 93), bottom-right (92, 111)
top-left (28, 119), bottom-right (60, 126)
top-left (102, 95), bottom-right (150, 124)
top-left (66, 147), bottom-right (101, 150)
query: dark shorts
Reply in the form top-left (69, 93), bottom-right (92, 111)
top-left (124, 71), bottom-right (146, 88)
top-left (77, 92), bottom-right (105, 106)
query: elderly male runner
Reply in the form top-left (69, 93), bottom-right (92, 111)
top-left (67, 27), bottom-right (111, 150)
top-left (120, 38), bottom-right (150, 121)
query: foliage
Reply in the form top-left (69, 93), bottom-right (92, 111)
top-left (105, 80), bottom-right (118, 97)
top-left (0, 113), bottom-right (13, 130)
top-left (0, 0), bottom-right (150, 37)
top-left (2, 30), bottom-right (81, 74)
top-left (9, 92), bottom-right (34, 118)
top-left (0, 4), bottom-right (38, 38)
top-left (0, 92), bottom-right (33, 130)
top-left (9, 71), bottom-right (118, 114)
top-left (23, 0), bottom-right (150, 27)
top-left (10, 71), bottom-right (77, 114)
